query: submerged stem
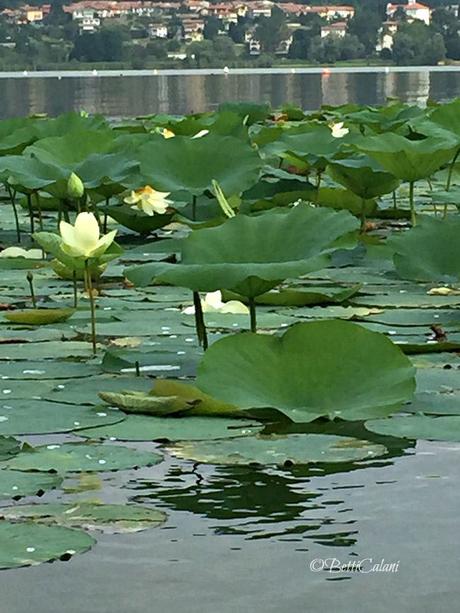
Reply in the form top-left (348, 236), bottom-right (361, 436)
top-left (26, 193), bottom-right (35, 234)
top-left (192, 195), bottom-right (197, 222)
top-left (72, 270), bottom-right (78, 308)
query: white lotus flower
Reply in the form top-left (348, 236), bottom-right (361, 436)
top-left (183, 291), bottom-right (249, 315)
top-left (59, 212), bottom-right (117, 259)
top-left (124, 185), bottom-right (173, 216)
top-left (0, 247), bottom-right (42, 259)
top-left (330, 122), bottom-right (349, 138)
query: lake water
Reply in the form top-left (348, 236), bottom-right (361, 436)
top-left (1, 66), bottom-right (460, 118)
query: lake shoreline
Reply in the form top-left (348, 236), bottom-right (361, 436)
top-left (2, 65), bottom-right (460, 79)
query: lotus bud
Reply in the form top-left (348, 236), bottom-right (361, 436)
top-left (67, 173), bottom-right (85, 199)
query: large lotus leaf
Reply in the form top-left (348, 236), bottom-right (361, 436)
top-left (327, 154), bottom-right (400, 199)
top-left (223, 284), bottom-right (361, 307)
top-left (0, 502), bottom-right (166, 534)
top-left (314, 187), bottom-right (376, 216)
top-left (196, 320), bottom-right (416, 422)
top-left (74, 153), bottom-right (138, 193)
top-left (0, 470), bottom-right (62, 499)
top-left (357, 133), bottom-right (458, 181)
top-left (4, 443), bottom-right (162, 473)
top-left (218, 101), bottom-right (271, 125)
top-left (2, 155), bottom-right (67, 192)
top-left (0, 522), bottom-right (95, 570)
top-left (24, 130), bottom-right (115, 168)
top-left (79, 415), bottom-right (262, 442)
top-left (32, 112), bottom-right (108, 140)
top-left (138, 134), bottom-right (262, 196)
top-left (0, 400), bottom-right (123, 435)
top-left (126, 206), bottom-right (359, 297)
top-left (0, 437), bottom-right (21, 461)
top-left (168, 433), bottom-right (387, 466)
top-left (389, 216), bottom-right (460, 283)
top-left (428, 98), bottom-right (460, 138)
top-left (105, 205), bottom-right (173, 234)
top-left (365, 415), bottom-right (460, 442)
top-left (274, 125), bottom-right (346, 169)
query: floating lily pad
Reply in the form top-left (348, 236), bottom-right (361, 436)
top-left (4, 443), bottom-right (162, 473)
top-left (0, 503), bottom-right (166, 534)
top-left (79, 415), bottom-right (262, 441)
top-left (0, 470), bottom-right (63, 499)
top-left (0, 521), bottom-right (95, 570)
top-left (365, 414), bottom-right (460, 442)
top-left (168, 434), bottom-right (387, 466)
top-left (3, 308), bottom-right (75, 325)
top-left (0, 401), bottom-right (123, 435)
top-left (196, 320), bottom-right (416, 422)
top-left (0, 437), bottom-right (21, 461)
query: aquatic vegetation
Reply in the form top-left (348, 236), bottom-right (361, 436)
top-left (1, 99), bottom-right (460, 569)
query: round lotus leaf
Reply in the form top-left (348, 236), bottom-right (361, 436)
top-left (0, 470), bottom-right (62, 499)
top-left (0, 521), bottom-right (95, 570)
top-left (168, 434), bottom-right (387, 466)
top-left (358, 133), bottom-right (458, 182)
top-left (79, 415), bottom-right (262, 442)
top-left (365, 415), bottom-right (460, 442)
top-left (0, 436), bottom-right (21, 461)
top-left (126, 205), bottom-right (359, 297)
top-left (0, 401), bottom-right (124, 435)
top-left (4, 443), bottom-right (163, 473)
top-left (3, 308), bottom-right (75, 325)
top-left (196, 320), bottom-right (416, 422)
top-left (0, 360), bottom-right (100, 380)
top-left (0, 502), bottom-right (166, 534)
top-left (138, 133), bottom-right (262, 196)
top-left (389, 216), bottom-right (460, 283)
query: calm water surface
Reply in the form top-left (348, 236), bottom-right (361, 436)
top-left (1, 68), bottom-right (459, 612)
top-left (1, 68), bottom-right (460, 117)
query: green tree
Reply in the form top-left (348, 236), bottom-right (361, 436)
top-left (256, 6), bottom-right (288, 53)
top-left (203, 16), bottom-right (220, 40)
top-left (348, 8), bottom-right (383, 55)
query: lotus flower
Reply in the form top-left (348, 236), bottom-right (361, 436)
top-left (124, 185), bottom-right (172, 216)
top-left (67, 172), bottom-right (85, 199)
top-left (183, 291), bottom-right (249, 315)
top-left (59, 212), bottom-right (117, 259)
top-left (162, 128), bottom-right (209, 139)
top-left (330, 122), bottom-right (349, 138)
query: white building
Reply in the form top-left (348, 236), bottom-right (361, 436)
top-left (321, 21), bottom-right (347, 38)
top-left (149, 23), bottom-right (168, 38)
top-left (386, 0), bottom-right (431, 25)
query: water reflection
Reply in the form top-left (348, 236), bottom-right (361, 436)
top-left (1, 70), bottom-right (459, 119)
top-left (130, 429), bottom-right (413, 543)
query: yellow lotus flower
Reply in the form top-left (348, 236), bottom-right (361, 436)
top-left (162, 128), bottom-right (175, 139)
top-left (183, 291), bottom-right (249, 315)
top-left (59, 212), bottom-right (117, 259)
top-left (330, 122), bottom-right (349, 138)
top-left (123, 185), bottom-right (172, 216)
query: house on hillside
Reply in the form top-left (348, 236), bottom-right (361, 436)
top-left (386, 0), bottom-right (431, 25)
top-left (376, 20), bottom-right (398, 51)
top-left (321, 21), bottom-right (347, 38)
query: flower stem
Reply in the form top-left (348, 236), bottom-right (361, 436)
top-left (72, 270), bottom-right (78, 308)
top-left (193, 291), bottom-right (208, 350)
top-left (446, 148), bottom-right (460, 192)
top-left (249, 296), bottom-right (257, 333)
top-left (26, 272), bottom-right (36, 308)
top-left (6, 184), bottom-right (20, 242)
top-left (34, 192), bottom-right (43, 230)
top-left (360, 198), bottom-right (366, 232)
top-left (26, 193), bottom-right (35, 234)
top-left (84, 261), bottom-right (97, 355)
top-left (192, 195), bottom-right (197, 221)
top-left (392, 190), bottom-right (397, 211)
top-left (409, 182), bottom-right (416, 227)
